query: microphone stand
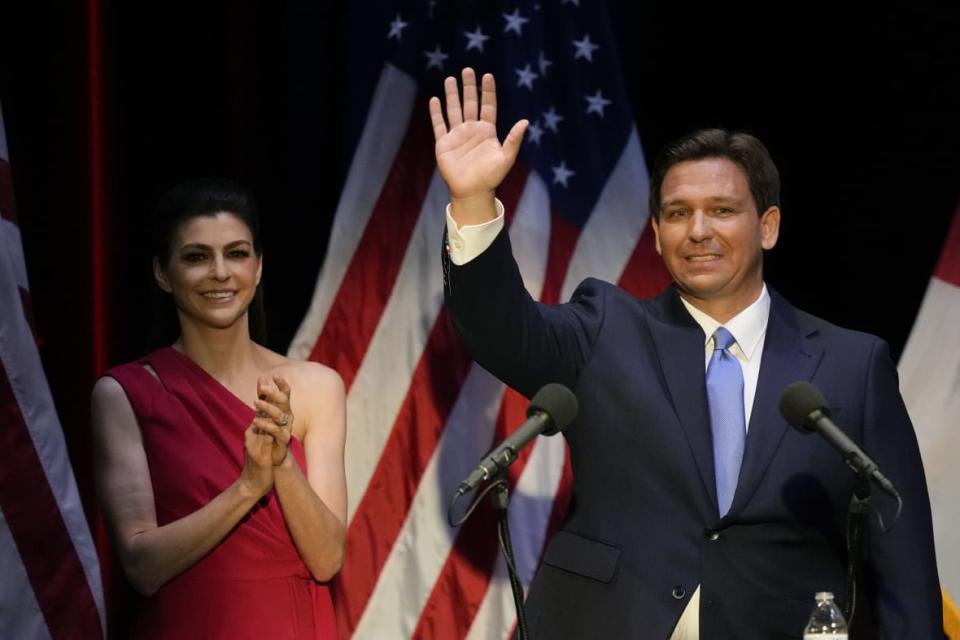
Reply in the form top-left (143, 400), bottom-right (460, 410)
top-left (491, 474), bottom-right (529, 640)
top-left (844, 474), bottom-right (871, 631)
top-left (448, 473), bottom-right (529, 640)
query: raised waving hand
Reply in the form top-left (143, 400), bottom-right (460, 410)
top-left (429, 68), bottom-right (528, 225)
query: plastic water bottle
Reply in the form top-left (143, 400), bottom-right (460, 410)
top-left (803, 591), bottom-right (849, 640)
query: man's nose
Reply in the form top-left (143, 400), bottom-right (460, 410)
top-left (688, 210), bottom-right (712, 241)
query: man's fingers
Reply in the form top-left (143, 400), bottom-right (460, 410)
top-left (461, 68), bottom-right (479, 121)
top-left (428, 97), bottom-right (447, 142)
top-left (479, 73), bottom-right (497, 125)
top-left (444, 75), bottom-right (463, 127)
top-left (502, 119), bottom-right (529, 162)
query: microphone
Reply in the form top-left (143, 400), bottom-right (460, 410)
top-left (457, 383), bottom-right (578, 495)
top-left (779, 381), bottom-right (899, 498)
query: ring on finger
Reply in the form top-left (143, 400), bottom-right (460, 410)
top-left (276, 413), bottom-right (290, 427)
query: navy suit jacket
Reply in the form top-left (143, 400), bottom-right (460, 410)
top-left (444, 229), bottom-right (942, 639)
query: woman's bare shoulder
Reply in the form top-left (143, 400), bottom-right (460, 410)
top-left (91, 375), bottom-right (129, 407)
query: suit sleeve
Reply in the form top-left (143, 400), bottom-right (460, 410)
top-left (443, 226), bottom-right (605, 399)
top-left (861, 338), bottom-right (944, 638)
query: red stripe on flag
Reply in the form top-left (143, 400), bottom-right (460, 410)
top-left (617, 219), bottom-right (672, 300)
top-left (0, 359), bottom-right (102, 639)
top-left (331, 167), bottom-right (530, 637)
top-left (307, 97), bottom-right (438, 389)
top-left (413, 212), bottom-right (582, 638)
top-left (537, 214), bottom-right (583, 307)
top-left (412, 389), bottom-right (528, 640)
top-left (332, 306), bottom-right (474, 636)
top-left (0, 157), bottom-right (18, 223)
top-left (934, 206), bottom-right (960, 288)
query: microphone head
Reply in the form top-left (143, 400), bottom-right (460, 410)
top-left (528, 383), bottom-right (579, 435)
top-left (779, 381), bottom-right (829, 433)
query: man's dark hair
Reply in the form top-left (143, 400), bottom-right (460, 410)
top-left (648, 128), bottom-right (780, 219)
top-left (149, 177), bottom-right (268, 346)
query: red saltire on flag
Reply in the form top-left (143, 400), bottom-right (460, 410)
top-left (287, 3), bottom-right (669, 638)
top-left (0, 101), bottom-right (105, 638)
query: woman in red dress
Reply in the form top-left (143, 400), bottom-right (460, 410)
top-left (92, 179), bottom-right (345, 638)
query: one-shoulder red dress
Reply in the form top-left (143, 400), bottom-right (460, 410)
top-left (106, 347), bottom-right (336, 639)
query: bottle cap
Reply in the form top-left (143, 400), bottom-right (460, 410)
top-left (814, 591), bottom-right (834, 601)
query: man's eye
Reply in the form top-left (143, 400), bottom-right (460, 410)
top-left (667, 209), bottom-right (687, 218)
top-left (716, 207), bottom-right (733, 215)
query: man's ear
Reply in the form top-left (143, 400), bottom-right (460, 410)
top-left (759, 206), bottom-right (780, 251)
top-left (153, 257), bottom-right (172, 292)
top-left (651, 216), bottom-right (663, 255)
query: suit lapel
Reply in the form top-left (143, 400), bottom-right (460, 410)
top-left (646, 288), bottom-right (718, 512)
top-left (727, 292), bottom-right (824, 516)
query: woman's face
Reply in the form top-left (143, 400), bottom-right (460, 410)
top-left (154, 212), bottom-right (262, 332)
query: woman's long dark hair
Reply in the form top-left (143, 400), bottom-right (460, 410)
top-left (148, 178), bottom-right (268, 348)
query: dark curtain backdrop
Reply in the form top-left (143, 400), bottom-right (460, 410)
top-left (1, 0), bottom-right (957, 633)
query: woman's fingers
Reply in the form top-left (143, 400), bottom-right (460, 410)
top-left (272, 375), bottom-right (291, 397)
top-left (257, 376), bottom-right (291, 412)
top-left (255, 399), bottom-right (291, 427)
top-left (252, 418), bottom-right (291, 444)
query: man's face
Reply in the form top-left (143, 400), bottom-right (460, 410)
top-left (652, 157), bottom-right (780, 315)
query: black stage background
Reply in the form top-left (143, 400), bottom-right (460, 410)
top-left (0, 0), bottom-right (957, 534)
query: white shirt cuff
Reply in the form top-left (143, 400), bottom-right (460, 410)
top-left (445, 199), bottom-right (506, 265)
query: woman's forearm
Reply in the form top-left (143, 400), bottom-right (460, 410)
top-left (272, 457), bottom-right (346, 582)
top-left (116, 478), bottom-right (262, 595)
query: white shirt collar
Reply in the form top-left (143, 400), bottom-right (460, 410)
top-left (679, 284), bottom-right (771, 361)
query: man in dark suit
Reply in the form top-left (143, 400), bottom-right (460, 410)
top-left (429, 68), bottom-right (942, 638)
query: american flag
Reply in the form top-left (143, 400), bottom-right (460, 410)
top-left (288, 1), bottom-right (670, 637)
top-left (0, 101), bottom-right (105, 637)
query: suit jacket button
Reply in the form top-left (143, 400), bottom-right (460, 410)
top-left (671, 585), bottom-right (686, 600)
top-left (707, 531), bottom-right (720, 541)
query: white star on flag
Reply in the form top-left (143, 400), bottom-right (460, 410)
top-left (387, 14), bottom-right (408, 40)
top-left (552, 161), bottom-right (575, 187)
top-left (424, 46), bottom-right (449, 70)
top-left (502, 9), bottom-right (530, 35)
top-left (542, 106), bottom-right (564, 132)
top-left (515, 64), bottom-right (539, 90)
top-left (538, 51), bottom-right (553, 75)
top-left (464, 26), bottom-right (490, 52)
top-left (527, 121), bottom-right (545, 145)
top-left (585, 90), bottom-right (612, 116)
top-left (572, 34), bottom-right (600, 61)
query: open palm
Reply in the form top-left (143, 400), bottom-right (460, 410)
top-left (430, 69), bottom-right (528, 204)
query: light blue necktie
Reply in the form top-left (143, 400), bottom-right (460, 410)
top-left (706, 327), bottom-right (746, 516)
